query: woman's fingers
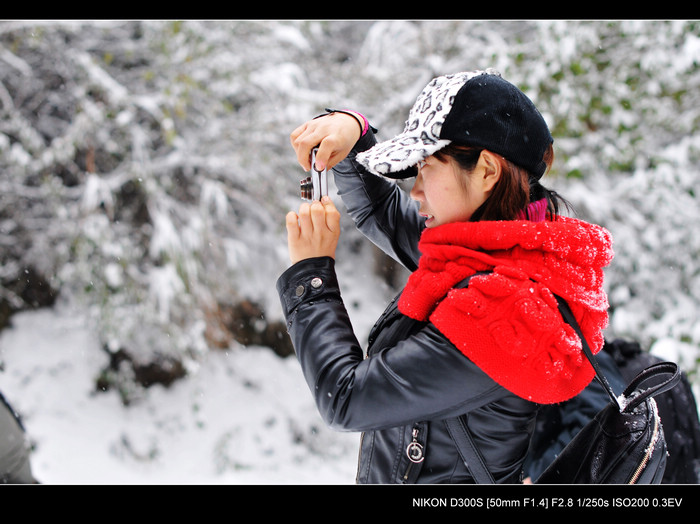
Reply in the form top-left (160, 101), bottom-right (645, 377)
top-left (297, 202), bottom-right (313, 236)
top-left (290, 122), bottom-right (315, 171)
top-left (285, 197), bottom-right (340, 264)
top-left (321, 195), bottom-right (341, 232)
top-left (307, 197), bottom-right (340, 233)
top-left (285, 210), bottom-right (300, 237)
top-left (309, 198), bottom-right (326, 229)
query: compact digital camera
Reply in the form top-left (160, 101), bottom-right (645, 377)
top-left (300, 148), bottom-right (328, 202)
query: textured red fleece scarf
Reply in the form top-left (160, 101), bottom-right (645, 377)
top-left (398, 217), bottom-right (614, 404)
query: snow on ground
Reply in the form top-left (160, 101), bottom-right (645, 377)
top-left (0, 307), bottom-right (360, 484)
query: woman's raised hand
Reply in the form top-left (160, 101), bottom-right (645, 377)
top-left (285, 196), bottom-right (341, 264)
top-left (290, 111), bottom-right (362, 172)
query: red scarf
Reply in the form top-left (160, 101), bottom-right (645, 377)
top-left (398, 217), bottom-right (614, 404)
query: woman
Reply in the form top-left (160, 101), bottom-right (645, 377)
top-left (276, 70), bottom-right (614, 483)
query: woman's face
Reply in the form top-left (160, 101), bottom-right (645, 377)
top-left (409, 154), bottom-right (490, 227)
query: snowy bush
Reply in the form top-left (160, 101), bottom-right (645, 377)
top-left (1, 20), bottom-right (698, 398)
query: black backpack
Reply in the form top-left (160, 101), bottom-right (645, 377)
top-left (604, 338), bottom-right (700, 483)
top-left (523, 338), bottom-right (700, 484)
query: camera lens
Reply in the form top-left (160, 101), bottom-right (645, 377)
top-left (300, 177), bottom-right (313, 201)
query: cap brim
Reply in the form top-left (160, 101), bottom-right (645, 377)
top-left (355, 135), bottom-right (452, 179)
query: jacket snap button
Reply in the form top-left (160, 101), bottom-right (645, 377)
top-left (295, 285), bottom-right (305, 297)
top-left (310, 277), bottom-right (323, 289)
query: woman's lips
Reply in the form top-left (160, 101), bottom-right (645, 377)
top-left (419, 212), bottom-right (435, 225)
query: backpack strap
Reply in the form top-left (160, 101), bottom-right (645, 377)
top-left (444, 415), bottom-right (495, 484)
top-left (620, 361), bottom-right (680, 412)
top-left (553, 295), bottom-right (622, 410)
top-left (554, 296), bottom-right (681, 412)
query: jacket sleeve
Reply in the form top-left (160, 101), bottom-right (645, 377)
top-left (332, 131), bottom-right (425, 272)
top-left (276, 256), bottom-right (505, 433)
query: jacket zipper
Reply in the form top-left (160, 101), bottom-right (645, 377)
top-left (355, 432), bottom-right (365, 483)
top-left (403, 424), bottom-right (425, 482)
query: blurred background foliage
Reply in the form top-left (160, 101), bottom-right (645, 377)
top-left (1, 20), bottom-right (698, 401)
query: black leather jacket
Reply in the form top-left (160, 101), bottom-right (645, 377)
top-left (276, 131), bottom-right (538, 483)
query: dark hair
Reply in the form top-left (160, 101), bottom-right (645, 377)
top-left (433, 143), bottom-right (569, 221)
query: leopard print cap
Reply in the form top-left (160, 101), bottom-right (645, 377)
top-left (356, 69), bottom-right (498, 177)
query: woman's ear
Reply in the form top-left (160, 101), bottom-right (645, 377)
top-left (476, 150), bottom-right (502, 192)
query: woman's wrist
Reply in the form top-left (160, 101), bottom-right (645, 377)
top-left (324, 108), bottom-right (369, 137)
top-left (314, 108), bottom-right (371, 139)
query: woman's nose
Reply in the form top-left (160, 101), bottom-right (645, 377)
top-left (410, 172), bottom-right (423, 201)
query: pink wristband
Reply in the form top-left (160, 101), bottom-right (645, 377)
top-left (345, 110), bottom-right (369, 136)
